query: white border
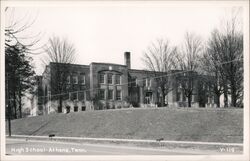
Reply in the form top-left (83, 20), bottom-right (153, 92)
top-left (1, 1), bottom-right (249, 161)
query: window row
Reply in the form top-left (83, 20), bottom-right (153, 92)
top-left (64, 84), bottom-right (86, 91)
top-left (128, 78), bottom-right (151, 87)
top-left (99, 74), bottom-right (121, 85)
top-left (66, 73), bottom-right (85, 85)
top-left (99, 89), bottom-right (121, 100)
top-left (47, 91), bottom-right (86, 101)
top-left (69, 91), bottom-right (85, 101)
top-left (66, 106), bottom-right (86, 113)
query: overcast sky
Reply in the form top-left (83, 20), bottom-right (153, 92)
top-left (4, 2), bottom-right (244, 75)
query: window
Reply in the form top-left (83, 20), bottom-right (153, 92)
top-left (73, 84), bottom-right (78, 91)
top-left (66, 84), bottom-right (70, 91)
top-left (108, 90), bottom-right (113, 100)
top-left (202, 83), bottom-right (206, 90)
top-left (147, 79), bottom-right (151, 87)
top-left (178, 83), bottom-right (182, 89)
top-left (99, 74), bottom-right (105, 84)
top-left (74, 106), bottom-right (78, 112)
top-left (108, 74), bottom-right (113, 84)
top-left (82, 106), bottom-right (86, 111)
top-left (80, 85), bottom-right (85, 90)
top-left (130, 78), bottom-right (136, 87)
top-left (71, 92), bottom-right (78, 100)
top-left (66, 75), bottom-right (70, 84)
top-left (78, 91), bottom-right (85, 101)
top-left (116, 90), bottom-right (121, 100)
top-left (116, 75), bottom-right (121, 84)
top-left (143, 78), bottom-right (146, 86)
top-left (73, 74), bottom-right (78, 84)
top-left (59, 72), bottom-right (64, 83)
top-left (99, 89), bottom-right (105, 100)
top-left (79, 73), bottom-right (85, 84)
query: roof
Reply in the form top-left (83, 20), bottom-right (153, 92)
top-left (49, 62), bottom-right (90, 68)
top-left (90, 62), bottom-right (127, 67)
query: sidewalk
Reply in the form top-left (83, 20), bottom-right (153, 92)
top-left (6, 135), bottom-right (243, 154)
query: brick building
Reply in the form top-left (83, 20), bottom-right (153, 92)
top-left (36, 52), bottom-right (214, 114)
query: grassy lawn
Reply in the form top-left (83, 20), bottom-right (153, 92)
top-left (7, 107), bottom-right (243, 143)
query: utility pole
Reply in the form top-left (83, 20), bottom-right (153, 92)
top-left (6, 73), bottom-right (11, 136)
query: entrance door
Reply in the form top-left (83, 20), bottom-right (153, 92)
top-left (145, 92), bottom-right (153, 104)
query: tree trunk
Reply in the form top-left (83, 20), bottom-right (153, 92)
top-left (161, 88), bottom-right (165, 107)
top-left (18, 92), bottom-right (22, 118)
top-left (215, 93), bottom-right (220, 108)
top-left (223, 84), bottom-right (228, 108)
top-left (231, 81), bottom-right (237, 107)
top-left (156, 91), bottom-right (160, 107)
top-left (18, 80), bottom-right (22, 118)
top-left (161, 94), bottom-right (165, 107)
top-left (7, 101), bottom-right (12, 136)
top-left (58, 96), bottom-right (63, 113)
top-left (13, 91), bottom-right (17, 119)
top-left (188, 94), bottom-right (192, 107)
top-left (6, 75), bottom-right (11, 136)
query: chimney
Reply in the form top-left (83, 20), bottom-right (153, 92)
top-left (124, 52), bottom-right (131, 69)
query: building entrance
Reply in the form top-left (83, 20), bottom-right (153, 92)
top-left (145, 91), bottom-right (153, 104)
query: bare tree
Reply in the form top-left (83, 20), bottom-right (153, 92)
top-left (43, 36), bottom-right (76, 64)
top-left (213, 22), bottom-right (243, 107)
top-left (222, 29), bottom-right (243, 107)
top-left (176, 32), bottom-right (203, 107)
top-left (200, 8), bottom-right (243, 108)
top-left (5, 8), bottom-right (43, 55)
top-left (142, 39), bottom-right (176, 107)
top-left (199, 35), bottom-right (225, 107)
top-left (42, 36), bottom-right (76, 112)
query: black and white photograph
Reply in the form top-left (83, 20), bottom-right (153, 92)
top-left (0, 0), bottom-right (249, 161)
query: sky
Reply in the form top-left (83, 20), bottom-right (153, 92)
top-left (4, 2), bottom-right (244, 75)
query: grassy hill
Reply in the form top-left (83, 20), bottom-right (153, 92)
top-left (7, 108), bottom-right (243, 143)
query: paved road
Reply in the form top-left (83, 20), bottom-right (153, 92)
top-left (6, 138), bottom-right (202, 155)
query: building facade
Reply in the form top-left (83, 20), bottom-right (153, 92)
top-left (36, 52), bottom-right (215, 114)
